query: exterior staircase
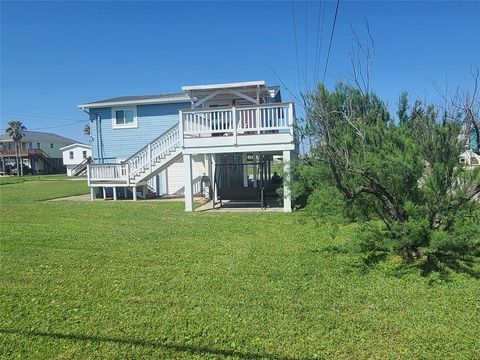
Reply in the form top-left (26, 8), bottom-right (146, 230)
top-left (88, 124), bottom-right (182, 187)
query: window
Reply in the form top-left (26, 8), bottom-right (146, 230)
top-left (82, 150), bottom-right (87, 159)
top-left (69, 151), bottom-right (74, 160)
top-left (112, 107), bottom-right (137, 129)
top-left (50, 143), bottom-right (54, 149)
top-left (36, 143), bottom-right (40, 149)
top-left (28, 142), bottom-right (33, 149)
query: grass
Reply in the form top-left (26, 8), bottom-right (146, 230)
top-left (0, 174), bottom-right (78, 186)
top-left (0, 179), bottom-right (479, 359)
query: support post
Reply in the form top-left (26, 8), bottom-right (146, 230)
top-left (90, 187), bottom-right (95, 201)
top-left (102, 187), bottom-right (106, 200)
top-left (267, 157), bottom-right (271, 180)
top-left (113, 187), bottom-right (117, 201)
top-left (184, 154), bottom-right (193, 212)
top-left (253, 154), bottom-right (257, 188)
top-left (283, 150), bottom-right (292, 212)
top-left (164, 168), bottom-right (169, 195)
top-left (242, 153), bottom-right (248, 187)
top-left (133, 186), bottom-right (137, 201)
top-left (211, 154), bottom-right (218, 202)
top-left (123, 187), bottom-right (127, 199)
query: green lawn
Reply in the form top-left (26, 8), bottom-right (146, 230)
top-left (0, 179), bottom-right (479, 359)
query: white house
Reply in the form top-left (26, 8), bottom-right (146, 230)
top-left (79, 80), bottom-right (298, 211)
top-left (60, 143), bottom-right (92, 176)
top-left (459, 150), bottom-right (480, 167)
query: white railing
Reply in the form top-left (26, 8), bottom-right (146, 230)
top-left (88, 124), bottom-right (181, 184)
top-left (181, 102), bottom-right (294, 138)
top-left (88, 164), bottom-right (128, 183)
top-left (126, 124), bottom-right (180, 178)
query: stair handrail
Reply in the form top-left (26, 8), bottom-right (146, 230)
top-left (71, 156), bottom-right (92, 176)
top-left (123, 123), bottom-right (180, 179)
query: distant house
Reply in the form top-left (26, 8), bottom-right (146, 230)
top-left (60, 143), bottom-right (92, 176)
top-left (0, 131), bottom-right (77, 174)
top-left (79, 80), bottom-right (298, 211)
top-left (459, 127), bottom-right (479, 166)
top-left (459, 150), bottom-right (480, 166)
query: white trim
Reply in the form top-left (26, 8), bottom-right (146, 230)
top-left (182, 81), bottom-right (266, 91)
top-left (78, 95), bottom-right (190, 109)
top-left (60, 143), bottom-right (91, 151)
top-left (111, 106), bottom-right (138, 129)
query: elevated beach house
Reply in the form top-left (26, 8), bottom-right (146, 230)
top-left (0, 131), bottom-right (76, 174)
top-left (79, 81), bottom-right (298, 212)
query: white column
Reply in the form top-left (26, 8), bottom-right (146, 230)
top-left (102, 187), bottom-right (107, 200)
top-left (165, 168), bottom-right (169, 195)
top-left (113, 187), bottom-right (117, 201)
top-left (184, 154), bottom-right (193, 212)
top-left (211, 154), bottom-right (218, 202)
top-left (90, 187), bottom-right (95, 201)
top-left (132, 186), bottom-right (137, 201)
top-left (242, 153), bottom-right (248, 187)
top-left (123, 187), bottom-right (127, 199)
top-left (283, 150), bottom-right (292, 213)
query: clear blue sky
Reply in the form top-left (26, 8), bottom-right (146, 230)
top-left (1, 1), bottom-right (479, 141)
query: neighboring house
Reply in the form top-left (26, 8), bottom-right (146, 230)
top-left (79, 80), bottom-right (298, 212)
top-left (0, 131), bottom-right (77, 174)
top-left (60, 143), bottom-right (92, 176)
top-left (459, 150), bottom-right (480, 167)
top-left (459, 127), bottom-right (480, 166)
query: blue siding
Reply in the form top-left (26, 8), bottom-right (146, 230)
top-left (89, 102), bottom-right (190, 162)
top-left (471, 132), bottom-right (478, 151)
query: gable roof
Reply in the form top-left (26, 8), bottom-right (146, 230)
top-left (78, 82), bottom-right (282, 109)
top-left (59, 143), bottom-right (91, 151)
top-left (78, 92), bottom-right (190, 109)
top-left (0, 130), bottom-right (77, 144)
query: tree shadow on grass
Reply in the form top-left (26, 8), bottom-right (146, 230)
top-left (0, 328), bottom-right (307, 360)
top-left (312, 245), bottom-right (480, 281)
top-left (419, 255), bottom-right (480, 281)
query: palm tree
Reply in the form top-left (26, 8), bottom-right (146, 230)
top-left (5, 121), bottom-right (26, 176)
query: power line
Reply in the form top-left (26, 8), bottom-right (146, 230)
top-left (313, 0), bottom-right (327, 85)
top-left (0, 119), bottom-right (86, 132)
top-left (291, 0), bottom-right (302, 92)
top-left (322, 0), bottom-right (341, 83)
top-left (29, 120), bottom-right (86, 131)
top-left (305, 0), bottom-right (308, 91)
top-left (1, 111), bottom-right (87, 123)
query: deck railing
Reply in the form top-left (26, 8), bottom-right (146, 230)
top-left (88, 124), bottom-right (181, 184)
top-left (0, 149), bottom-right (52, 158)
top-left (88, 164), bottom-right (129, 182)
top-left (180, 102), bottom-right (294, 140)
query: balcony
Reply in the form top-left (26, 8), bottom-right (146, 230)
top-left (180, 102), bottom-right (296, 154)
